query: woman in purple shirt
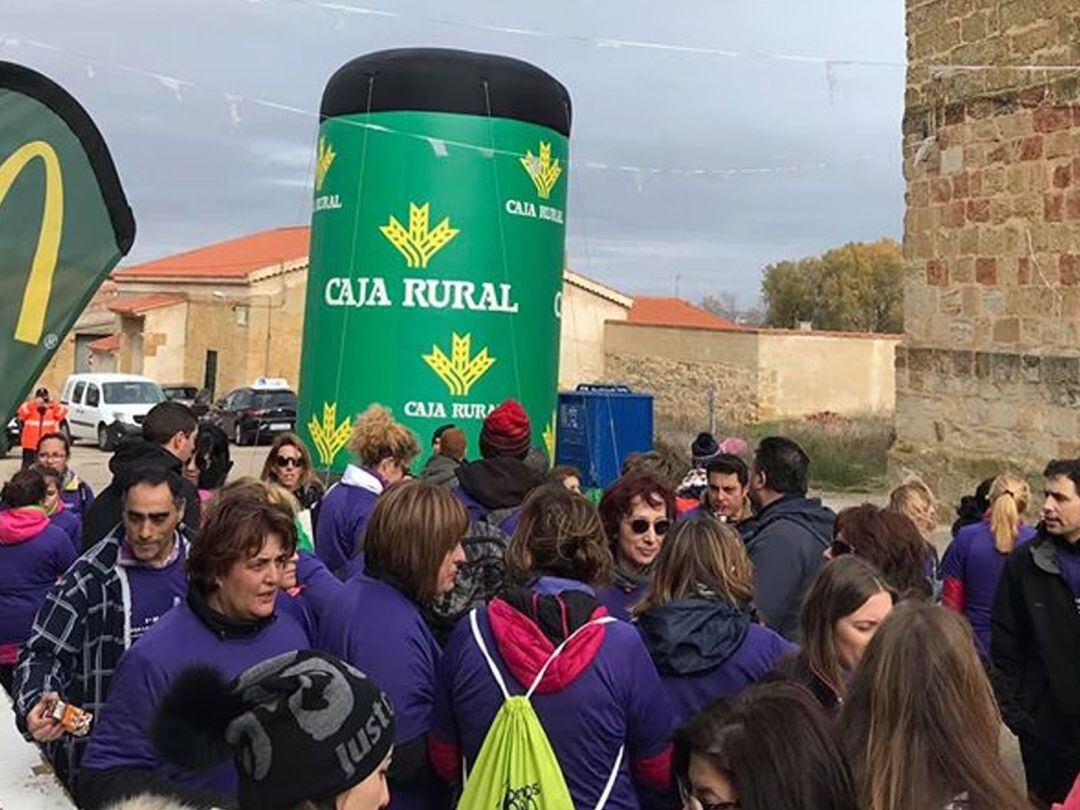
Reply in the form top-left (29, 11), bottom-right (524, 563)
top-left (76, 483), bottom-right (309, 810)
top-left (596, 472), bottom-right (677, 621)
top-left (317, 481), bottom-right (467, 810)
top-left (634, 516), bottom-right (795, 723)
top-left (941, 473), bottom-right (1035, 658)
top-left (431, 485), bottom-right (676, 808)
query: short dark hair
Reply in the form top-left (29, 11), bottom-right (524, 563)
top-left (142, 401), bottom-right (198, 446)
top-left (673, 682), bottom-right (858, 810)
top-left (753, 436), bottom-right (810, 495)
top-left (549, 465), bottom-right (582, 484)
top-left (120, 466), bottom-right (185, 504)
top-left (31, 464), bottom-right (61, 489)
top-left (431, 423), bottom-right (456, 445)
top-left (706, 453), bottom-right (749, 487)
top-left (36, 432), bottom-right (71, 456)
top-left (2, 468), bottom-right (46, 508)
top-left (188, 486), bottom-right (298, 591)
top-left (195, 423), bottom-right (232, 490)
top-left (1044, 458), bottom-right (1080, 494)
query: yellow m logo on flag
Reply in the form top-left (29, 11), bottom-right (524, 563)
top-left (0, 140), bottom-right (63, 345)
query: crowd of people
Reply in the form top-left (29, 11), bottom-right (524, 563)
top-left (0, 397), bottom-right (1078, 809)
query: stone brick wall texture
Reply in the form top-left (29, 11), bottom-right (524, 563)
top-left (896, 0), bottom-right (1080, 503)
top-left (603, 353), bottom-right (761, 430)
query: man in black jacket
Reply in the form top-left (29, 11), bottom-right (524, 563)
top-left (992, 458), bottom-right (1080, 807)
top-left (740, 436), bottom-right (835, 641)
top-left (82, 401), bottom-right (201, 548)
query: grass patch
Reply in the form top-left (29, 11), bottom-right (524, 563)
top-left (656, 414), bottom-right (892, 493)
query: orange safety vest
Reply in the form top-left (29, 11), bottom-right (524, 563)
top-left (16, 400), bottom-right (68, 451)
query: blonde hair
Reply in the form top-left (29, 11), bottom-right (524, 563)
top-left (348, 405), bottom-right (420, 469)
top-left (987, 473), bottom-right (1029, 555)
top-left (217, 477), bottom-right (300, 516)
top-left (633, 517), bottom-right (753, 616)
top-left (887, 480), bottom-right (936, 539)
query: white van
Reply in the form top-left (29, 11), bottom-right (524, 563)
top-left (60, 373), bottom-right (166, 450)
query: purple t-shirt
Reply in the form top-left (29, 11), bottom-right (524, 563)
top-left (1055, 538), bottom-right (1080, 613)
top-left (940, 521), bottom-right (1036, 657)
top-left (121, 552), bottom-right (188, 644)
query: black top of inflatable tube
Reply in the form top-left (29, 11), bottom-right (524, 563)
top-left (320, 48), bottom-right (571, 136)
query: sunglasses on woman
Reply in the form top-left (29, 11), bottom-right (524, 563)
top-left (628, 517), bottom-right (671, 536)
top-left (273, 456), bottom-right (304, 469)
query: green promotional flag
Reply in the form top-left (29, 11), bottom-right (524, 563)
top-left (298, 49), bottom-right (570, 471)
top-left (0, 61), bottom-right (135, 421)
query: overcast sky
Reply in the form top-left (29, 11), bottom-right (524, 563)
top-left (4, 0), bottom-right (905, 305)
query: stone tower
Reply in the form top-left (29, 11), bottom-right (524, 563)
top-left (894, 0), bottom-right (1080, 503)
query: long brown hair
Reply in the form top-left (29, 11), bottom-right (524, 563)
top-left (261, 433), bottom-right (315, 487)
top-left (505, 485), bottom-right (613, 587)
top-left (632, 516), bottom-right (753, 616)
top-left (839, 603), bottom-right (1028, 810)
top-left (834, 504), bottom-right (932, 600)
top-left (363, 480), bottom-right (468, 603)
top-left (987, 473), bottom-right (1030, 554)
top-left (887, 480), bottom-right (936, 539)
top-left (799, 556), bottom-right (895, 702)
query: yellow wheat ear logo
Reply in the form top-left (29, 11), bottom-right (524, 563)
top-left (308, 402), bottom-right (352, 466)
top-left (520, 141), bottom-right (562, 199)
top-left (379, 202), bottom-right (459, 269)
top-left (315, 137), bottom-right (336, 192)
top-left (423, 332), bottom-right (495, 397)
top-left (542, 410), bottom-right (556, 466)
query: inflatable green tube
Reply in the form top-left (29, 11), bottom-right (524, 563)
top-left (298, 49), bottom-right (571, 471)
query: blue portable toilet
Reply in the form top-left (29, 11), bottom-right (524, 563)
top-left (555, 384), bottom-right (653, 491)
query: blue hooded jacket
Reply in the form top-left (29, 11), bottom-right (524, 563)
top-left (637, 598), bottom-right (795, 722)
top-left (741, 495), bottom-right (835, 641)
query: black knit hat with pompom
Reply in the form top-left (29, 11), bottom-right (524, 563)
top-left (152, 650), bottom-right (394, 809)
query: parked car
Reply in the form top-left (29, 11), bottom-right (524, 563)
top-left (161, 383), bottom-right (199, 406)
top-left (212, 378), bottom-right (297, 446)
top-left (1, 417), bottom-right (18, 457)
top-left (60, 373), bottom-right (166, 451)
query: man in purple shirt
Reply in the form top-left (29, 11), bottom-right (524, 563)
top-left (992, 458), bottom-right (1080, 807)
top-left (13, 467), bottom-right (191, 786)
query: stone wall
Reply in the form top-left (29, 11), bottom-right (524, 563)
top-left (895, 0), bottom-right (1080, 503)
top-left (604, 322), bottom-right (898, 430)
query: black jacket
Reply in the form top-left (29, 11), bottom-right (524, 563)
top-left (991, 531), bottom-right (1080, 767)
top-left (741, 494), bottom-right (834, 641)
top-left (81, 437), bottom-right (201, 549)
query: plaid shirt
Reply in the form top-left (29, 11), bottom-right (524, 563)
top-left (11, 526), bottom-right (188, 772)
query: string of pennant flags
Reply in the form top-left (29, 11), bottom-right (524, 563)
top-left (249, 0), bottom-right (1080, 75)
top-left (0, 33), bottom-right (864, 184)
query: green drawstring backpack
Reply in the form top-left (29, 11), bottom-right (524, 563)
top-left (457, 608), bottom-right (624, 810)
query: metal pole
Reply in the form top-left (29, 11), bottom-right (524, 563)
top-left (708, 387), bottom-right (716, 435)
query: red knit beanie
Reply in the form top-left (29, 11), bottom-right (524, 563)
top-left (480, 400), bottom-right (531, 459)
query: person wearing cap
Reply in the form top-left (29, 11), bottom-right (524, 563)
top-left (17, 388), bottom-right (67, 470)
top-left (419, 427), bottom-right (466, 490)
top-left (126, 650), bottom-right (394, 810)
top-left (674, 432), bottom-right (721, 514)
top-left (427, 401), bottom-right (545, 638)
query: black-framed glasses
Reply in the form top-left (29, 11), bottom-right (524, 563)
top-left (678, 778), bottom-right (740, 810)
top-left (628, 517), bottom-right (671, 536)
top-left (273, 456), bottom-right (303, 469)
